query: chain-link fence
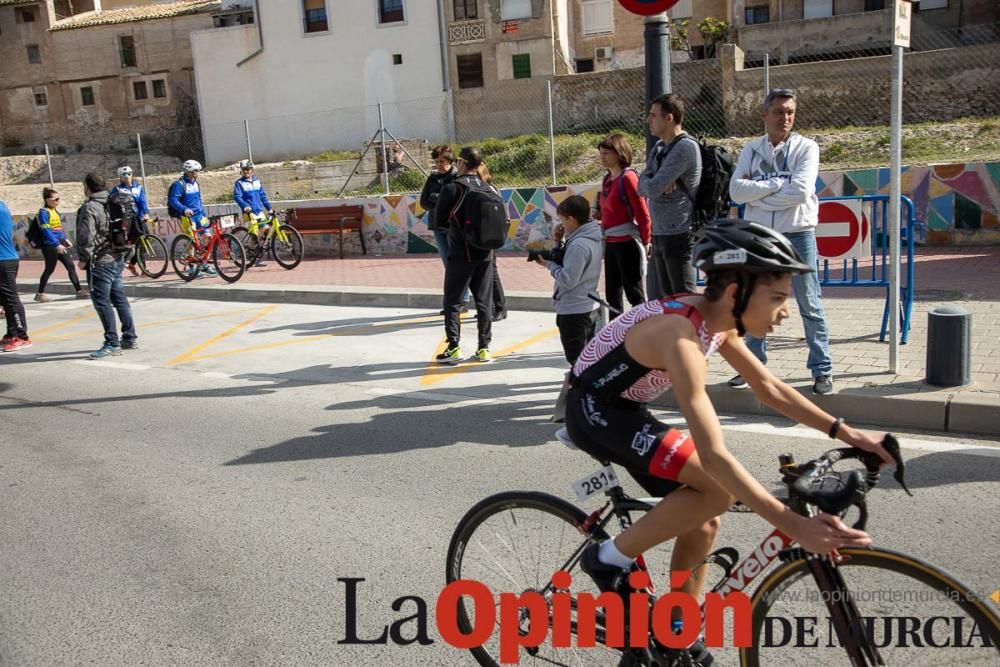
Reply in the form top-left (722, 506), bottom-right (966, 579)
top-left (3, 21), bottom-right (997, 209)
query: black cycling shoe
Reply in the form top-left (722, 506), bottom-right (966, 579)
top-left (580, 542), bottom-right (634, 595)
top-left (661, 637), bottom-right (715, 667)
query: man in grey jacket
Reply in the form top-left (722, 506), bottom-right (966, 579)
top-left (76, 172), bottom-right (137, 360)
top-left (638, 93), bottom-right (702, 299)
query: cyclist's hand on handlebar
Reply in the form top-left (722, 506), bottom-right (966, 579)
top-left (243, 206), bottom-right (252, 213)
top-left (183, 209), bottom-right (194, 218)
top-left (793, 513), bottom-right (872, 554)
top-left (840, 426), bottom-right (895, 466)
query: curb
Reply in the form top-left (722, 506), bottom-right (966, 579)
top-left (27, 282), bottom-right (1000, 437)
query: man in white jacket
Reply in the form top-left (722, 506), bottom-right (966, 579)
top-left (728, 89), bottom-right (834, 395)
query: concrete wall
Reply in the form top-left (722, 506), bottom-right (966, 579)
top-left (737, 8), bottom-right (893, 61)
top-left (191, 0), bottom-right (448, 165)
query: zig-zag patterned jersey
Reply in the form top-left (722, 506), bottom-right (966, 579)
top-left (572, 295), bottom-right (724, 404)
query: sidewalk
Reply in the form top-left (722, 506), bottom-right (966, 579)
top-left (18, 246), bottom-right (1000, 436)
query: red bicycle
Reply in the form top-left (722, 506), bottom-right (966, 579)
top-left (169, 215), bottom-right (247, 283)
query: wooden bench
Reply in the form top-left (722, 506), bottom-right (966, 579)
top-left (287, 205), bottom-right (367, 259)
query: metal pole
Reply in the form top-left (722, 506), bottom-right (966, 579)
top-left (378, 103), bottom-right (390, 195)
top-left (547, 80), bottom-right (557, 186)
top-left (136, 132), bottom-right (147, 186)
top-left (643, 13), bottom-right (671, 156)
top-left (44, 143), bottom-right (54, 188)
top-left (888, 44), bottom-right (903, 373)
top-left (764, 52), bottom-right (770, 94)
top-left (244, 119), bottom-right (253, 163)
top-left (382, 126), bottom-right (429, 177)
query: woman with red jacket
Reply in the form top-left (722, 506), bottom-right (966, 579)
top-left (595, 134), bottom-right (652, 316)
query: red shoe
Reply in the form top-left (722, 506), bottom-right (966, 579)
top-left (2, 337), bottom-right (32, 352)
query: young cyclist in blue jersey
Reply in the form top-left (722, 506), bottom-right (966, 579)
top-left (111, 166), bottom-right (152, 276)
top-left (168, 159), bottom-right (216, 276)
top-left (233, 159), bottom-right (274, 266)
top-left (564, 220), bottom-right (894, 666)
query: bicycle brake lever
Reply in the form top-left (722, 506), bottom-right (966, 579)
top-left (851, 498), bottom-right (869, 531)
top-left (883, 434), bottom-right (912, 496)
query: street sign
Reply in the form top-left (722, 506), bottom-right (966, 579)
top-left (893, 0), bottom-right (912, 48)
top-left (618, 0), bottom-right (680, 16)
top-left (816, 200), bottom-right (870, 261)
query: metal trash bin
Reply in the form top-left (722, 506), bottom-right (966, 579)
top-left (925, 305), bottom-right (972, 387)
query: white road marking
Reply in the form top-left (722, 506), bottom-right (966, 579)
top-left (70, 360), bottom-right (150, 371)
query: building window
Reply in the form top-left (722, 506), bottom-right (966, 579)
top-left (17, 7), bottom-right (36, 23)
top-left (669, 0), bottom-right (693, 19)
top-left (119, 35), bottom-right (137, 68)
top-left (26, 44), bottom-right (41, 64)
top-left (501, 0), bottom-right (531, 21)
top-left (576, 58), bottom-right (594, 73)
top-left (512, 53), bottom-right (531, 79)
top-left (456, 53), bottom-right (484, 88)
top-left (303, 0), bottom-right (328, 33)
top-left (392, 53), bottom-right (403, 65)
top-left (582, 0), bottom-right (613, 35)
top-left (378, 0), bottom-right (404, 24)
top-left (133, 81), bottom-right (148, 100)
top-left (803, 0), bottom-right (833, 19)
top-left (153, 79), bottom-right (167, 98)
top-left (744, 5), bottom-right (769, 24)
top-left (81, 86), bottom-right (95, 106)
top-left (917, 0), bottom-right (947, 9)
top-left (864, 0), bottom-right (886, 9)
top-left (34, 88), bottom-right (48, 107)
top-left (454, 0), bottom-right (477, 20)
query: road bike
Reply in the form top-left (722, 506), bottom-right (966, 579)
top-left (446, 434), bottom-right (1000, 665)
top-left (231, 211), bottom-right (304, 270)
top-left (169, 216), bottom-right (247, 283)
top-left (131, 216), bottom-right (168, 279)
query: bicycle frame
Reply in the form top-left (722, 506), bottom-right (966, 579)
top-left (244, 211), bottom-right (289, 245)
top-left (186, 219), bottom-right (231, 263)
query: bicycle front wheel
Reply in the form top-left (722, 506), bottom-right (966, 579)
top-left (230, 226), bottom-right (262, 266)
top-left (271, 224), bottom-right (304, 270)
top-left (213, 233), bottom-right (246, 283)
top-left (135, 234), bottom-right (168, 278)
top-left (169, 234), bottom-right (199, 282)
top-left (742, 546), bottom-right (1000, 666)
top-left (446, 491), bottom-right (624, 667)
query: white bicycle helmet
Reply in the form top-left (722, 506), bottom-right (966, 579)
top-left (182, 159), bottom-right (203, 173)
top-left (117, 166), bottom-right (132, 178)
top-left (239, 159), bottom-right (253, 170)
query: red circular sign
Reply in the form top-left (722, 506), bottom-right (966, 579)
top-left (618, 0), bottom-right (681, 16)
top-left (816, 201), bottom-right (869, 259)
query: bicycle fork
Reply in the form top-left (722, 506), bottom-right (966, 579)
top-left (805, 555), bottom-right (886, 667)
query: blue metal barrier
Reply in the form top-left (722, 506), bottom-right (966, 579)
top-left (733, 195), bottom-right (916, 344)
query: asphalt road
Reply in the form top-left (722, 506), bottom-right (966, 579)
top-left (2, 297), bottom-right (998, 666)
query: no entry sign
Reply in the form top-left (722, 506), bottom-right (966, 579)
top-left (618, 0), bottom-right (681, 16)
top-left (816, 200), bottom-right (870, 260)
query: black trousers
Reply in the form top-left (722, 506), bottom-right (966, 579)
top-left (557, 310), bottom-right (599, 365)
top-left (492, 254), bottom-right (506, 317)
top-left (651, 232), bottom-right (696, 297)
top-left (38, 245), bottom-right (82, 293)
top-left (444, 255), bottom-right (494, 348)
top-left (0, 260), bottom-right (27, 339)
top-left (604, 240), bottom-right (645, 316)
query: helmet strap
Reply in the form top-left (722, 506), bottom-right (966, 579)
top-left (732, 273), bottom-right (757, 337)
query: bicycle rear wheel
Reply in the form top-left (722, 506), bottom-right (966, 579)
top-left (271, 224), bottom-right (304, 270)
top-left (135, 234), bottom-right (168, 278)
top-left (446, 491), bottom-right (628, 666)
top-left (213, 233), bottom-right (246, 283)
top-left (169, 235), bottom-right (199, 282)
top-left (230, 226), bottom-right (263, 266)
top-left (742, 547), bottom-right (1000, 666)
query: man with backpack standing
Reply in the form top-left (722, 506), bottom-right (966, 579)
top-left (433, 147), bottom-right (508, 364)
top-left (728, 89), bottom-right (833, 396)
top-left (76, 173), bottom-right (137, 360)
top-left (639, 94), bottom-right (702, 299)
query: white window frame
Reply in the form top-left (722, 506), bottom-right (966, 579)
top-left (669, 0), bottom-right (693, 20)
top-left (803, 0), bottom-right (834, 19)
top-left (918, 0), bottom-right (948, 10)
top-left (33, 86), bottom-right (48, 107)
top-left (501, 0), bottom-right (532, 21)
top-left (301, 0), bottom-right (330, 36)
top-left (582, 0), bottom-right (613, 35)
top-left (376, 0), bottom-right (406, 26)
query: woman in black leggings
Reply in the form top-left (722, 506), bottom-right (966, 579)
top-left (35, 187), bottom-right (86, 302)
top-left (1, 200), bottom-right (31, 352)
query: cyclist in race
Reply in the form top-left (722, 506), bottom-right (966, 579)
top-left (168, 159), bottom-right (216, 276)
top-left (111, 166), bottom-right (151, 276)
top-left (233, 159), bottom-right (274, 266)
top-left (564, 219), bottom-right (893, 665)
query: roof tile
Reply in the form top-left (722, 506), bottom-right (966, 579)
top-left (49, 0), bottom-right (220, 31)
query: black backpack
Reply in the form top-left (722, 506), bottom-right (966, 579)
top-left (104, 187), bottom-right (137, 251)
top-left (450, 180), bottom-right (510, 251)
top-left (681, 137), bottom-right (735, 229)
top-left (26, 216), bottom-right (44, 249)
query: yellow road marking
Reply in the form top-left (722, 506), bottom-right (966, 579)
top-left (991, 590), bottom-right (1000, 605)
top-left (30, 310), bottom-right (95, 337)
top-left (420, 328), bottom-right (560, 387)
top-left (32, 306), bottom-right (266, 343)
top-left (167, 305), bottom-right (277, 366)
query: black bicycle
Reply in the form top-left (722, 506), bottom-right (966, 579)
top-left (446, 435), bottom-right (1000, 665)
